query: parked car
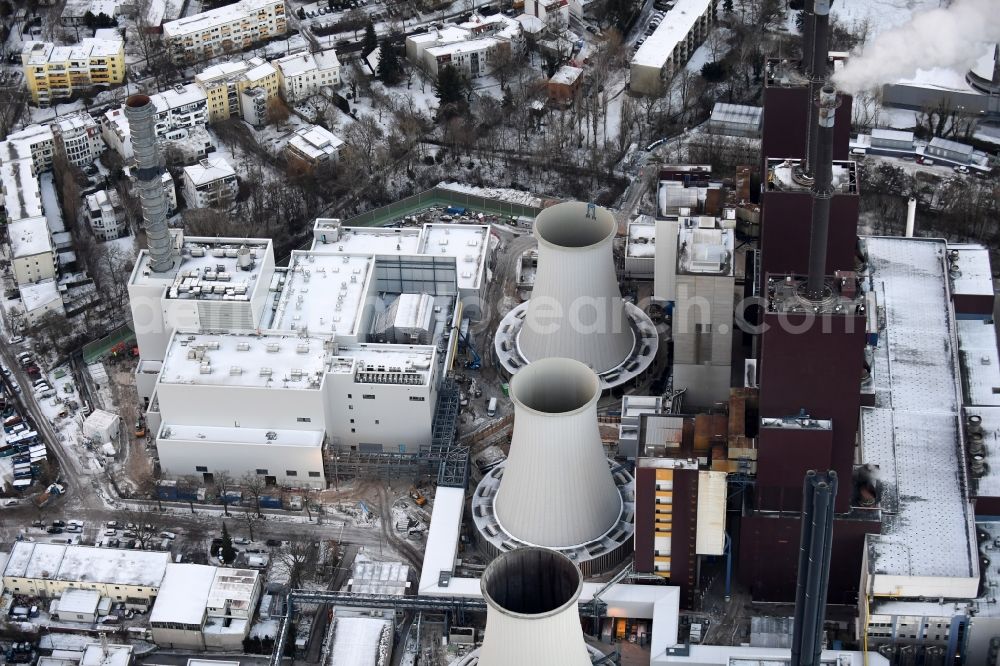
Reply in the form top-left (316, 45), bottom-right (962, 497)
top-left (46, 526), bottom-right (63, 534)
top-left (51, 520), bottom-right (65, 527)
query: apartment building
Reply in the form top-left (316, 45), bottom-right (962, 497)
top-left (630, 0), bottom-right (715, 95)
top-left (162, 0), bottom-right (286, 65)
top-left (274, 48), bottom-right (341, 103)
top-left (21, 37), bottom-right (125, 106)
top-left (0, 124), bottom-right (55, 174)
top-left (85, 189), bottom-right (125, 241)
top-left (151, 83), bottom-right (209, 134)
top-left (524, 0), bottom-right (569, 25)
top-left (9, 217), bottom-right (56, 285)
top-left (52, 112), bottom-right (104, 169)
top-left (182, 158), bottom-right (238, 208)
top-left (406, 15), bottom-right (520, 79)
top-left (195, 57), bottom-right (279, 122)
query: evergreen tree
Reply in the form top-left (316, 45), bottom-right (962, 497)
top-left (435, 64), bottom-right (467, 118)
top-left (220, 522), bottom-right (236, 564)
top-left (377, 35), bottom-right (402, 86)
top-left (362, 22), bottom-right (377, 57)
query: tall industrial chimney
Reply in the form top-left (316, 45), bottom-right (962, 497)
top-left (905, 197), bottom-right (917, 238)
top-left (802, 0), bottom-right (831, 178)
top-left (494, 357), bottom-right (622, 549)
top-left (805, 85), bottom-right (839, 299)
top-left (125, 95), bottom-right (173, 273)
top-left (518, 202), bottom-right (633, 374)
top-left (477, 547), bottom-right (592, 666)
top-left (799, 0), bottom-right (815, 75)
top-left (790, 470), bottom-right (837, 666)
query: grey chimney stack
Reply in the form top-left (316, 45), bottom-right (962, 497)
top-left (125, 95), bottom-right (173, 273)
top-left (803, 0), bottom-right (831, 178)
top-left (806, 85), bottom-right (838, 299)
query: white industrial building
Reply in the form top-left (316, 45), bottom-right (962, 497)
top-left (52, 112), bottom-right (104, 169)
top-left (182, 158), bottom-right (238, 209)
top-left (275, 48), bottom-right (341, 103)
top-left (128, 220), bottom-right (490, 487)
top-left (624, 217), bottom-right (656, 278)
top-left (85, 189), bottom-right (125, 241)
top-left (82, 408), bottom-right (120, 445)
top-left (150, 564), bottom-right (261, 650)
top-left (2, 542), bottom-right (169, 607)
top-left (656, 215), bottom-right (735, 409)
top-left (630, 0), bottom-right (715, 95)
top-left (54, 588), bottom-right (102, 623)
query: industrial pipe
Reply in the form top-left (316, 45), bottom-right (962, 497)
top-left (905, 197), bottom-right (916, 237)
top-left (803, 0), bottom-right (831, 177)
top-left (806, 85), bottom-right (838, 299)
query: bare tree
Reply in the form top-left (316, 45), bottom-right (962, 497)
top-left (214, 469), bottom-right (234, 516)
top-left (178, 474), bottom-right (202, 513)
top-left (273, 537), bottom-right (317, 589)
top-left (117, 505), bottom-right (162, 548)
top-left (241, 472), bottom-right (267, 517)
top-left (241, 507), bottom-right (261, 541)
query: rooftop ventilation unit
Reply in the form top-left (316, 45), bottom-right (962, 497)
top-left (477, 547), bottom-right (592, 666)
top-left (493, 358), bottom-right (621, 548)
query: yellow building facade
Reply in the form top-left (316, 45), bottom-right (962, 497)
top-left (21, 38), bottom-right (125, 106)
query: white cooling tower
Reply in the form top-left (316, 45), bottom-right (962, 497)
top-left (477, 547), bottom-right (592, 666)
top-left (518, 201), bottom-right (633, 373)
top-left (493, 357), bottom-right (623, 549)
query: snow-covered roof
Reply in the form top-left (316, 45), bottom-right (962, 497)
top-left (3, 542), bottom-right (169, 587)
top-left (20, 279), bottom-right (61, 312)
top-left (957, 319), bottom-right (1000, 408)
top-left (426, 37), bottom-right (498, 58)
top-left (710, 103), bottom-right (762, 128)
top-left (948, 244), bottom-right (994, 299)
top-left (151, 83), bottom-right (207, 113)
top-left (861, 237), bottom-right (978, 584)
top-left (330, 617), bottom-right (390, 666)
top-left (207, 568), bottom-right (259, 614)
top-left (515, 13), bottom-right (545, 33)
top-left (677, 222), bottom-right (734, 276)
top-left (83, 408), bottom-right (120, 433)
top-left (8, 216), bottom-right (52, 258)
top-left (271, 252), bottom-right (374, 337)
top-left (312, 225), bottom-right (422, 255)
top-left (196, 60), bottom-right (250, 84)
top-left (161, 424), bottom-right (324, 448)
top-left (550, 65), bottom-right (583, 86)
top-left (80, 644), bottom-right (132, 666)
top-left (149, 563), bottom-right (215, 625)
top-left (871, 128), bottom-right (914, 144)
top-left (58, 588), bottom-right (100, 615)
top-left (276, 49), bottom-right (340, 77)
top-left (0, 160), bottom-right (43, 222)
top-left (163, 0), bottom-right (281, 38)
top-left (132, 236), bottom-right (271, 301)
top-left (928, 136), bottom-right (974, 156)
top-left (287, 125), bottom-right (344, 161)
top-left (626, 218), bottom-right (656, 258)
top-left (183, 158), bottom-right (236, 186)
top-left (437, 181), bottom-right (544, 208)
top-left (245, 61), bottom-right (276, 83)
top-left (417, 224), bottom-right (490, 290)
top-left (22, 37), bottom-right (121, 64)
top-left (632, 0), bottom-right (712, 69)
top-left (350, 560), bottom-right (409, 596)
top-left (54, 112), bottom-right (98, 136)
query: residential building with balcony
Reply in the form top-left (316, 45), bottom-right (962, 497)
top-left (21, 37), bottom-right (125, 106)
top-left (162, 0), bottom-right (286, 65)
top-left (52, 112), bottom-right (104, 169)
top-left (274, 48), bottom-right (340, 103)
top-left (182, 158), bottom-right (237, 209)
top-left (86, 189), bottom-right (125, 241)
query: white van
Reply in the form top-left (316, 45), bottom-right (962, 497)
top-left (487, 397), bottom-right (497, 418)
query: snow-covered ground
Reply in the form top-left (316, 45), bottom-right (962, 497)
top-left (831, 0), bottom-right (944, 38)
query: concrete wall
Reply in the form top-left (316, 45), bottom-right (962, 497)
top-left (156, 433), bottom-right (326, 487)
top-left (156, 382), bottom-right (328, 431)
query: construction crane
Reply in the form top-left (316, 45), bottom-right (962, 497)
top-left (459, 329), bottom-right (482, 370)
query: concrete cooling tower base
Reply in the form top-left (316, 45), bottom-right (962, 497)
top-left (471, 459), bottom-right (636, 576)
top-left (493, 300), bottom-right (658, 390)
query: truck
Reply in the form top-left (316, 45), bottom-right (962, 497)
top-left (487, 397), bottom-right (497, 417)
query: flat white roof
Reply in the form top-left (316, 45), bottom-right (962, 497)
top-left (21, 279), bottom-right (61, 312)
top-left (330, 616), bottom-right (390, 666)
top-left (418, 224), bottom-right (489, 290)
top-left (957, 319), bottom-right (1000, 408)
top-left (8, 216), bottom-right (51, 258)
top-left (80, 644), bottom-right (132, 666)
top-left (276, 48), bottom-right (340, 76)
top-left (152, 83), bottom-right (207, 112)
top-left (164, 0), bottom-right (281, 38)
top-left (350, 560), bottom-right (409, 595)
top-left (59, 588), bottom-right (100, 614)
top-left (632, 0), bottom-right (712, 69)
top-left (150, 563), bottom-right (215, 625)
top-left (272, 252), bottom-right (373, 337)
top-left (426, 37), bottom-right (498, 58)
top-left (677, 224), bottom-right (735, 276)
top-left (861, 237), bottom-right (977, 580)
top-left (183, 158), bottom-right (235, 186)
top-left (313, 225), bottom-right (422, 255)
top-left (949, 244), bottom-right (994, 298)
top-left (550, 64), bottom-right (583, 86)
top-left (162, 238), bottom-right (270, 302)
top-left (207, 568), bottom-right (259, 613)
top-left (162, 423), bottom-right (324, 447)
top-left (54, 111), bottom-right (98, 135)
top-left (3, 542), bottom-right (169, 587)
top-left (288, 125), bottom-right (344, 160)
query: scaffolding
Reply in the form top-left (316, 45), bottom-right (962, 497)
top-left (323, 378), bottom-right (468, 488)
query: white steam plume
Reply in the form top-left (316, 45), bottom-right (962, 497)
top-left (832, 0), bottom-right (1000, 94)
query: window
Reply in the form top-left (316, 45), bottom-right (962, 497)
top-left (375, 419), bottom-right (380, 424)
top-left (256, 468), bottom-right (268, 475)
top-left (409, 396), bottom-right (425, 401)
top-left (351, 428), bottom-right (356, 433)
top-left (350, 419), bottom-right (354, 424)
top-left (195, 465), bottom-right (208, 472)
top-left (297, 417), bottom-right (311, 422)
top-left (308, 471), bottom-right (321, 478)
top-left (286, 470), bottom-right (297, 477)
top-left (363, 394), bottom-right (375, 399)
